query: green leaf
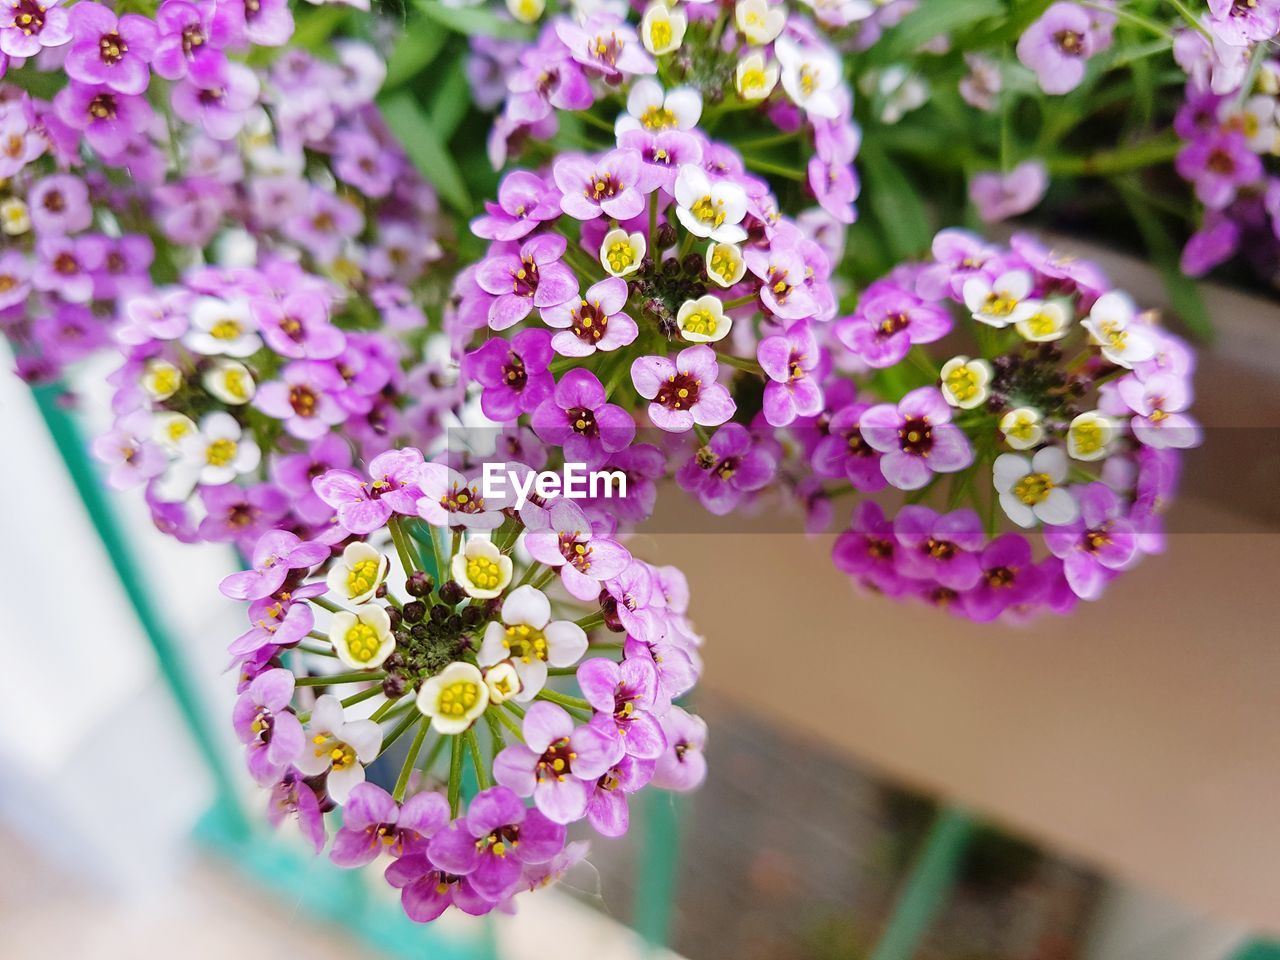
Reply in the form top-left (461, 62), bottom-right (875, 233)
top-left (868, 0), bottom-right (1004, 64)
top-left (414, 0), bottom-right (534, 39)
top-left (1116, 181), bottom-right (1214, 342)
top-left (426, 54), bottom-right (473, 141)
top-left (859, 142), bottom-right (933, 263)
top-left (383, 22), bottom-right (450, 89)
top-left (379, 92), bottom-right (472, 214)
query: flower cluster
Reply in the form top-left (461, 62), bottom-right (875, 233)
top-left (222, 444), bottom-right (706, 922)
top-left (482, 1), bottom-right (861, 224)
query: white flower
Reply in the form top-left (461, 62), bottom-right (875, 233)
top-left (1066, 411), bottom-right (1117, 462)
top-left (2, 197), bottom-right (31, 235)
top-left (616, 79), bottom-right (702, 136)
top-left (163, 411), bottom-right (260, 498)
top-left (182, 296), bottom-right (260, 358)
top-left (1238, 94), bottom-right (1279, 154)
top-left (505, 0), bottom-right (544, 22)
top-left (417, 662), bottom-right (489, 735)
top-left (294, 695), bottom-right (382, 803)
top-left (202, 359), bottom-right (256, 405)
top-left (735, 52), bottom-right (780, 102)
top-left (329, 604), bottom-right (395, 670)
top-left (775, 35), bottom-right (843, 119)
top-left (993, 446), bottom-right (1079, 528)
top-left (640, 2), bottom-right (687, 56)
top-left (939, 356), bottom-right (992, 410)
top-left (962, 269), bottom-right (1034, 328)
top-left (705, 241), bottom-right (747, 288)
top-left (141, 359), bottom-right (183, 401)
top-left (326, 542), bottom-right (389, 605)
top-left (735, 0), bottom-right (785, 44)
top-left (674, 165), bottom-right (748, 243)
top-left (450, 538), bottom-right (513, 599)
top-left (477, 585), bottom-right (588, 702)
top-left (1081, 291), bottom-right (1155, 368)
top-left (600, 228), bottom-right (646, 278)
top-left (999, 407), bottom-right (1044, 451)
top-left (484, 662), bottom-right (522, 705)
top-left (1012, 298), bottom-right (1072, 342)
top-left (873, 65), bottom-right (929, 124)
top-left (151, 412), bottom-right (197, 453)
top-left (676, 294), bottom-right (732, 343)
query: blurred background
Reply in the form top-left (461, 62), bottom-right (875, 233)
top-left (2, 235), bottom-right (1279, 959)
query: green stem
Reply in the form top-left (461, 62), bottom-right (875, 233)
top-left (447, 735), bottom-right (464, 817)
top-left (743, 156), bottom-right (806, 181)
top-left (1165, 0), bottom-right (1212, 40)
top-left (297, 642), bottom-right (338, 658)
top-left (313, 595), bottom-right (345, 614)
top-left (718, 353), bottom-right (765, 376)
top-left (393, 719), bottom-right (431, 802)
top-left (294, 671), bottom-right (385, 686)
top-left (465, 729), bottom-right (491, 789)
top-left (492, 704), bottom-right (526, 741)
top-left (537, 689), bottom-right (594, 714)
top-left (574, 611), bottom-right (605, 630)
top-left (388, 516), bottom-right (418, 579)
top-left (484, 710), bottom-right (508, 751)
top-left (341, 686), bottom-right (383, 709)
top-left (721, 293), bottom-right (758, 311)
top-left (1083, 1), bottom-right (1170, 39)
top-left (381, 707), bottom-right (423, 754)
top-left (1047, 135), bottom-right (1182, 176)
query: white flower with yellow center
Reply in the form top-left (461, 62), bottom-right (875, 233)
top-left (158, 411), bottom-right (261, 500)
top-left (505, 0), bottom-right (544, 23)
top-left (962, 269), bottom-right (1034, 328)
top-left (484, 662), bottom-right (522, 706)
top-left (326, 542), bottom-right (390, 605)
top-left (417, 662), bottom-right (489, 735)
top-left (1012, 298), bottom-right (1072, 342)
top-left (993, 447), bottom-right (1078, 529)
top-left (294, 694), bottom-right (382, 803)
top-left (1081, 292), bottom-right (1156, 369)
top-left (617, 79), bottom-right (702, 137)
top-left (735, 53), bottom-right (780, 102)
top-left (735, 0), bottom-right (785, 44)
top-left (775, 35), bottom-right (842, 119)
top-left (183, 296), bottom-right (261, 358)
top-left (329, 604), bottom-right (395, 670)
top-left (600, 228), bottom-right (646, 278)
top-left (705, 241), bottom-right (747, 288)
top-left (142, 358), bottom-right (183, 401)
top-left (999, 407), bottom-right (1044, 451)
top-left (1066, 411), bottom-right (1117, 462)
top-left (640, 1), bottom-right (687, 56)
top-left (451, 538), bottom-right (513, 600)
top-left (939, 356), bottom-right (992, 410)
top-left (1238, 94), bottom-right (1279, 154)
top-left (202, 359), bottom-right (256, 405)
top-left (676, 294), bottom-right (732, 344)
top-left (674, 164), bottom-right (749, 243)
top-left (477, 585), bottom-right (589, 701)
top-left (1, 198), bottom-right (30, 236)
top-left (152, 412), bottom-right (197, 453)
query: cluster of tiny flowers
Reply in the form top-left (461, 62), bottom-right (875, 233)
top-left (481, 0), bottom-right (862, 224)
top-left (449, 136), bottom-right (840, 517)
top-left (802, 230), bottom-right (1200, 619)
top-left (221, 444), bottom-right (707, 922)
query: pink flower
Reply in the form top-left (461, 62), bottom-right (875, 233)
top-left (859, 386), bottom-right (974, 490)
top-left (312, 448), bottom-right (424, 535)
top-left (475, 233), bottom-right (580, 330)
top-left (553, 148), bottom-right (646, 221)
top-left (64, 2), bottom-right (158, 95)
top-left (543, 277), bottom-right (639, 356)
top-left (968, 161), bottom-right (1048, 223)
top-left (758, 322), bottom-right (825, 427)
top-left (631, 345), bottom-right (735, 433)
top-left (530, 368), bottom-right (636, 470)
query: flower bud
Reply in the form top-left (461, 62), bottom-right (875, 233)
top-left (439, 580), bottom-right (466, 605)
top-left (405, 571), bottom-right (434, 597)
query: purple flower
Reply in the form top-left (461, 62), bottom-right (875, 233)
top-left (813, 402), bottom-right (887, 492)
top-left (475, 233), bottom-right (579, 331)
top-left (808, 155), bottom-right (860, 225)
top-left (631, 344), bottom-right (735, 433)
top-left (578, 656), bottom-right (666, 761)
top-left (963, 534), bottom-right (1046, 622)
top-left (553, 148), bottom-right (646, 221)
top-left (758, 322), bottom-right (825, 427)
top-left (530, 368), bottom-right (636, 470)
top-left (28, 174), bottom-right (92, 235)
top-left (254, 360), bottom-right (348, 440)
top-left (1207, 0), bottom-right (1280, 46)
top-left (53, 82), bottom-right (154, 159)
top-left (270, 432), bottom-right (351, 527)
top-left (1044, 483), bottom-right (1137, 600)
top-left (744, 245), bottom-right (819, 322)
top-left (312, 447), bottom-right (424, 535)
top-left (493, 702), bottom-right (616, 824)
top-left (232, 668), bottom-right (303, 786)
top-left (969, 161), bottom-right (1048, 223)
top-left (651, 706), bottom-right (707, 791)
top-left (586, 754), bottom-right (655, 837)
top-left (1175, 128), bottom-right (1262, 211)
top-left (171, 56), bottom-right (260, 140)
top-left (836, 285), bottom-right (951, 368)
top-left (833, 501), bottom-right (903, 594)
top-left (555, 17), bottom-right (655, 80)
top-left (464, 328), bottom-right (555, 422)
top-left (860, 386), bottom-right (974, 490)
top-left (1180, 215), bottom-right (1240, 277)
top-left (427, 786), bottom-right (566, 902)
top-left (229, 583), bottom-right (324, 658)
top-left (220, 529), bottom-right (329, 601)
top-left (892, 506), bottom-right (984, 591)
top-left (619, 127), bottom-right (702, 193)
top-left (543, 276), bottom-right (639, 357)
top-left (1016, 3), bottom-right (1097, 95)
top-left (331, 783), bottom-right (450, 867)
top-left (1117, 372), bottom-right (1201, 449)
top-left (472, 170), bottom-right (562, 241)
top-left (210, 0), bottom-right (292, 48)
top-left (151, 0), bottom-right (218, 81)
top-left (91, 411), bottom-right (166, 490)
top-left (64, 2), bottom-right (158, 95)
top-left (525, 500), bottom-right (631, 602)
top-left (254, 291), bottom-right (345, 360)
top-left (676, 422), bottom-right (777, 515)
top-left (197, 482), bottom-right (290, 545)
top-left (268, 771), bottom-right (326, 854)
top-left (385, 854), bottom-right (494, 922)
top-left (0, 0), bottom-right (71, 58)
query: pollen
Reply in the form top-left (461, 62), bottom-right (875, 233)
top-left (437, 679), bottom-right (480, 717)
top-left (1013, 472), bottom-right (1054, 506)
top-left (606, 240), bottom-right (636, 273)
top-left (206, 438), bottom-right (237, 467)
top-left (945, 366), bottom-right (980, 403)
top-left (210, 318), bottom-right (242, 340)
top-left (691, 195), bottom-right (726, 227)
top-left (683, 309), bottom-right (718, 337)
top-left (503, 623), bottom-right (549, 663)
top-left (343, 622), bottom-right (382, 663)
top-left (466, 555), bottom-right (503, 590)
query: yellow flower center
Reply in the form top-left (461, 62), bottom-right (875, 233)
top-left (466, 555), bottom-right (503, 591)
top-left (1071, 421), bottom-right (1106, 456)
top-left (691, 195), bottom-right (726, 227)
top-left (982, 292), bottom-right (1017, 317)
top-left (150, 367), bottom-right (179, 395)
top-left (1013, 472), bottom-right (1054, 506)
top-left (437, 679), bottom-right (480, 717)
top-left (210, 318), bottom-right (242, 340)
top-left (640, 105), bottom-right (677, 130)
top-left (313, 734), bottom-right (356, 770)
top-left (606, 240), bottom-right (635, 273)
top-left (649, 20), bottom-right (671, 49)
top-left (683, 309), bottom-right (718, 337)
top-left (206, 438), bottom-right (237, 467)
top-left (1023, 311), bottom-right (1057, 337)
top-left (945, 366), bottom-right (980, 403)
top-left (503, 623), bottom-right (549, 663)
top-left (740, 67), bottom-right (768, 93)
top-left (346, 558), bottom-right (380, 598)
top-left (222, 368), bottom-right (250, 400)
top-left (344, 622), bottom-right (382, 663)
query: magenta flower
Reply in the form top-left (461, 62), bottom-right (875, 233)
top-left (254, 291), bottom-right (346, 360)
top-left (892, 506), bottom-right (985, 591)
top-left (525, 500), bottom-right (631, 602)
top-left (963, 534), bottom-right (1046, 622)
top-left (651, 706), bottom-right (707, 791)
top-left (833, 501), bottom-right (903, 594)
top-left (1207, 0), bottom-right (1280, 46)
top-left (312, 448), bottom-right (424, 535)
top-left (586, 754), bottom-right (655, 837)
top-left (1180, 215), bottom-right (1240, 277)
top-left (465, 328), bottom-right (555, 422)
top-left (254, 360), bottom-right (348, 440)
top-left (969, 161), bottom-right (1048, 223)
top-left (64, 2), bottom-right (158, 95)
top-left (631, 344), bottom-right (735, 433)
top-left (197, 482), bottom-right (290, 545)
top-left (170, 56), bottom-right (259, 140)
top-left (530, 368), bottom-right (636, 470)
top-left (543, 277), bottom-right (639, 357)
top-left (553, 148), bottom-right (646, 221)
top-left (476, 233), bottom-right (579, 331)
top-left (0, 0), bottom-right (71, 58)
top-left (813, 402), bottom-right (888, 492)
top-left (472, 170), bottom-right (562, 241)
top-left (427, 786), bottom-right (566, 902)
top-left (268, 772), bottom-right (326, 854)
top-left (860, 386), bottom-right (974, 490)
top-left (579, 656), bottom-right (666, 761)
top-left (676, 422), bottom-right (777, 515)
top-left (28, 174), bottom-right (92, 235)
top-left (493, 702), bottom-right (616, 824)
top-left (53, 82), bottom-right (154, 159)
top-left (330, 783), bottom-right (450, 867)
top-left (758, 322), bottom-right (825, 427)
top-left (1175, 128), bottom-right (1262, 211)
top-left (1117, 373), bottom-right (1201, 449)
top-left (836, 285), bottom-right (951, 368)
top-left (1044, 484), bottom-right (1137, 600)
top-left (1016, 3), bottom-right (1097, 95)
top-left (232, 668), bottom-right (303, 786)
top-left (220, 529), bottom-right (329, 601)
top-left (210, 0), bottom-right (292, 48)
top-left (151, 0), bottom-right (218, 80)
top-left (745, 246), bottom-right (819, 322)
top-left (91, 411), bottom-right (166, 490)
top-left (385, 854), bottom-right (495, 922)
top-left (619, 127), bottom-right (702, 193)
top-left (555, 17), bottom-right (655, 81)
top-left (808, 155), bottom-right (860, 225)
top-left (270, 432), bottom-right (352, 527)
top-left (229, 583), bottom-right (324, 658)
